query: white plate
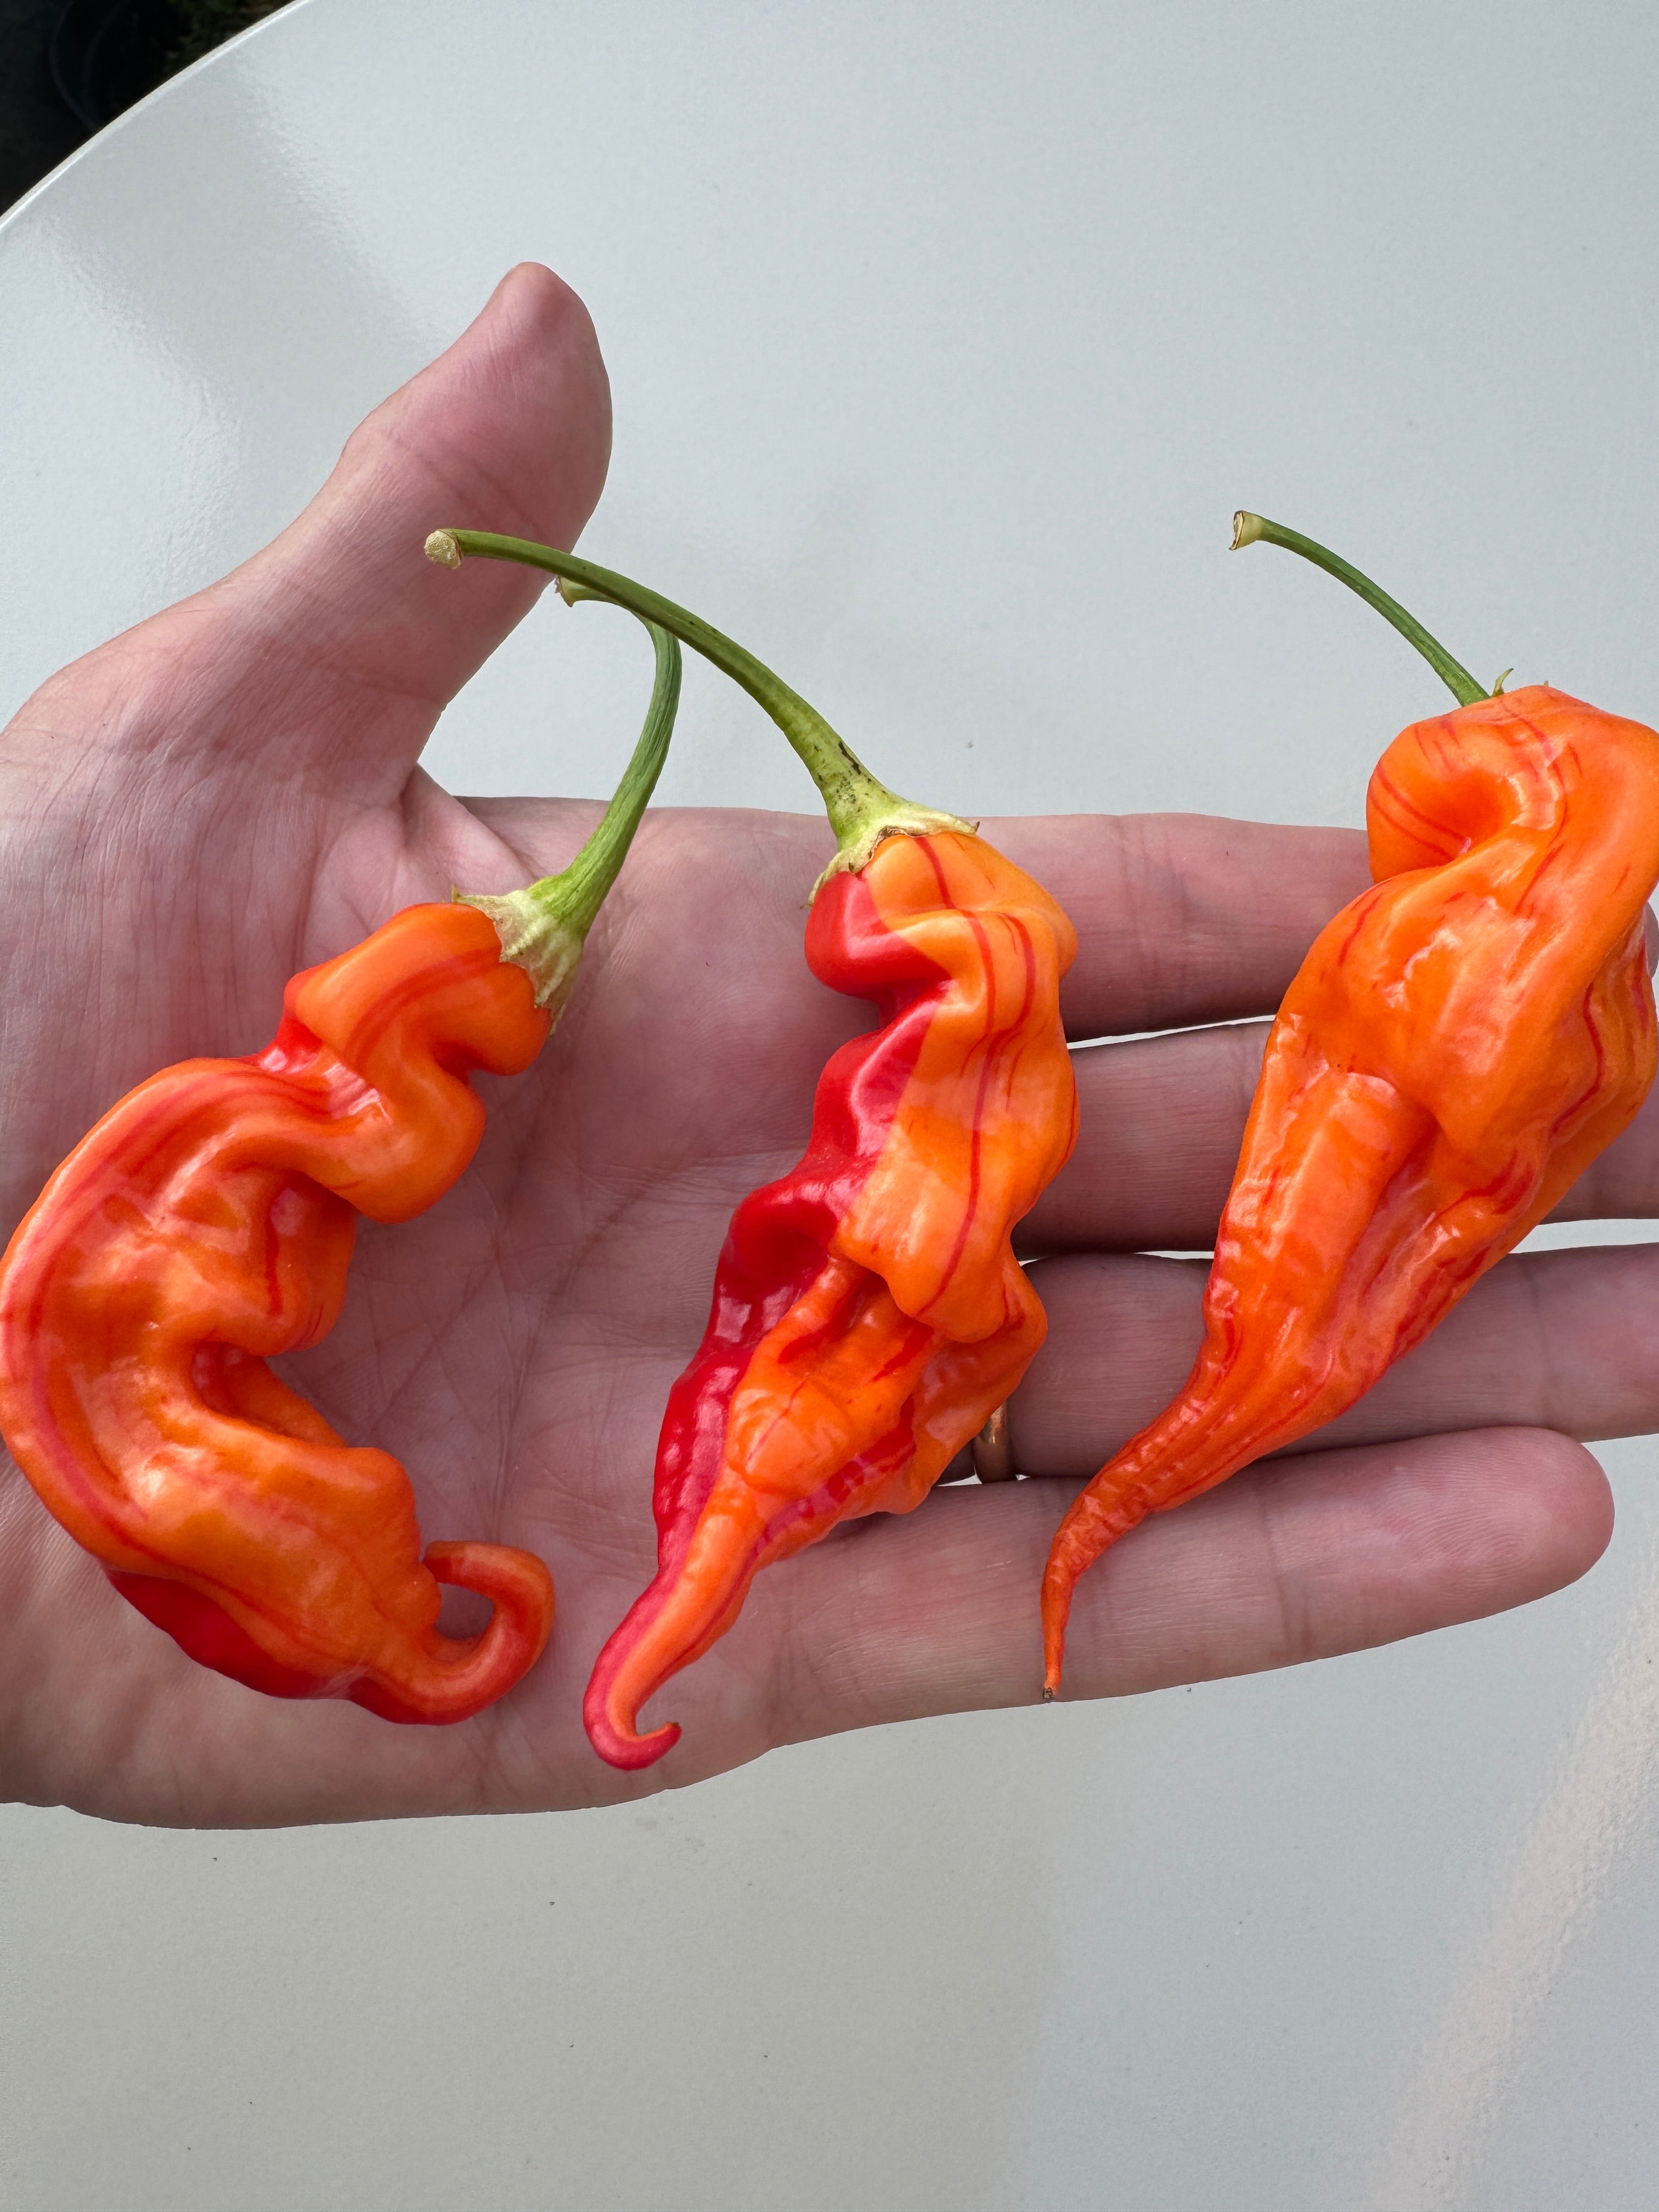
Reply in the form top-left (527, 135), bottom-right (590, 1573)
top-left (4, 5), bottom-right (1659, 2207)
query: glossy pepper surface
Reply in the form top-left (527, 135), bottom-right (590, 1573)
top-left (594, 827), bottom-right (1075, 1766)
top-left (1042, 516), bottom-right (1659, 1694)
top-left (0, 608), bottom-right (681, 1723)
top-left (427, 532), bottom-right (1079, 1768)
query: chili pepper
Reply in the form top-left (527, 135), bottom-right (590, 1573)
top-left (0, 607), bottom-right (681, 1724)
top-left (427, 530), bottom-right (1080, 1767)
top-left (1041, 514), bottom-right (1659, 1696)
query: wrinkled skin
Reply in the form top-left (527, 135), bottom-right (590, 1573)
top-left (0, 264), bottom-right (1645, 1825)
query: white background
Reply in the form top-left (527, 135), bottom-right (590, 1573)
top-left (3, 3), bottom-right (1659, 2205)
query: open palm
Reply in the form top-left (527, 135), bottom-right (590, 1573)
top-left (0, 266), bottom-right (1638, 1825)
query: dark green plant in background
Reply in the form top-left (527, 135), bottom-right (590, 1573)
top-left (1, 0), bottom-right (297, 212)
top-left (165, 0), bottom-right (286, 71)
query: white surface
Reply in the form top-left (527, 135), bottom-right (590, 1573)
top-left (3, 3), bottom-right (1659, 2207)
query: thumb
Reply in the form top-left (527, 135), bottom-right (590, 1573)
top-left (55, 263), bottom-right (611, 794)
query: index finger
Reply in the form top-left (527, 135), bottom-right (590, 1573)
top-left (985, 811), bottom-right (1370, 1039)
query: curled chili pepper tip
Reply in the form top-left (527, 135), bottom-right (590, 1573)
top-left (425, 529), bottom-right (462, 568)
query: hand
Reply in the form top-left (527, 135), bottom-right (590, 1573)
top-left (0, 266), bottom-right (1632, 1824)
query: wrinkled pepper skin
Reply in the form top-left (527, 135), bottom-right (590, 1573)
top-left (1043, 685), bottom-right (1659, 1692)
top-left (0, 902), bottom-right (556, 1723)
top-left (586, 829), bottom-right (1079, 1769)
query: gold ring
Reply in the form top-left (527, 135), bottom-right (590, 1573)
top-left (972, 1403), bottom-right (1017, 1482)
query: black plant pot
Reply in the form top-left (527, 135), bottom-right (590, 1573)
top-left (50, 0), bottom-right (182, 132)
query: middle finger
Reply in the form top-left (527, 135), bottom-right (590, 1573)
top-left (1014, 1238), bottom-right (1659, 1476)
top-left (1022, 1019), bottom-right (1659, 1256)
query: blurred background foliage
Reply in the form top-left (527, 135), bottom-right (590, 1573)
top-left (167, 0), bottom-right (286, 69)
top-left (1, 0), bottom-right (291, 208)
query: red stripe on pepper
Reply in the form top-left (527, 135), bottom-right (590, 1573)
top-left (586, 829), bottom-right (1077, 1769)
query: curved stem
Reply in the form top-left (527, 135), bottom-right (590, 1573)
top-left (1231, 512), bottom-right (1487, 709)
top-left (427, 528), bottom-right (970, 879)
top-left (457, 607), bottom-right (680, 1010)
top-left (534, 604), bottom-right (680, 939)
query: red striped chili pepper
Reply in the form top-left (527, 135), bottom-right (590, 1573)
top-left (1041, 515), bottom-right (1659, 1694)
top-left (428, 532), bottom-right (1080, 1767)
top-left (0, 607), bottom-right (680, 1724)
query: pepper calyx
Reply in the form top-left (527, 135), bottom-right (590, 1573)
top-left (812, 799), bottom-right (977, 895)
top-left (455, 888), bottom-right (587, 1013)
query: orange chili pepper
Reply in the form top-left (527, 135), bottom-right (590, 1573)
top-left (589, 826), bottom-right (1075, 1767)
top-left (0, 609), bottom-right (681, 1723)
top-left (1042, 515), bottom-right (1659, 1695)
top-left (427, 533), bottom-right (1079, 1767)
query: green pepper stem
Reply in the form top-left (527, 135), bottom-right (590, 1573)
top-left (426, 528), bottom-right (970, 881)
top-left (1230, 512), bottom-right (1488, 709)
top-left (456, 607), bottom-right (680, 1010)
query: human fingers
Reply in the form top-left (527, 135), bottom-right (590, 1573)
top-left (1008, 1240), bottom-right (1659, 1477)
top-left (217, 261), bottom-right (609, 780)
top-left (1021, 1018), bottom-right (1268, 1254)
top-left (1548, 1074), bottom-right (1659, 1220)
top-left (764, 1427), bottom-right (1609, 1741)
top-left (1020, 1006), bottom-right (1659, 1259)
top-left (984, 812), bottom-right (1370, 1039)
